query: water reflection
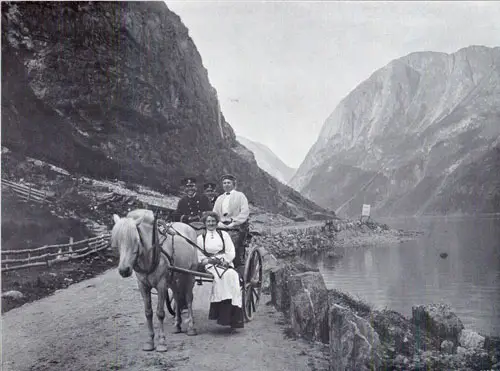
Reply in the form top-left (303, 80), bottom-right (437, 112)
top-left (303, 216), bottom-right (500, 336)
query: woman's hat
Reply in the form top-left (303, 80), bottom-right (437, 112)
top-left (220, 174), bottom-right (236, 182)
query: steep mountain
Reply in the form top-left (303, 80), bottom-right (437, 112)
top-left (290, 46), bottom-right (500, 217)
top-left (1, 2), bottom-right (328, 218)
top-left (236, 136), bottom-right (296, 184)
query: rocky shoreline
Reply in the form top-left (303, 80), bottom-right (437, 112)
top-left (258, 237), bottom-right (500, 371)
top-left (251, 218), bottom-right (422, 259)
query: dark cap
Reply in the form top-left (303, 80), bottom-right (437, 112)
top-left (220, 174), bottom-right (236, 182)
top-left (203, 182), bottom-right (216, 191)
top-left (182, 177), bottom-right (197, 186)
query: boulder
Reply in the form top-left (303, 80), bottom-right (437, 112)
top-left (412, 304), bottom-right (464, 344)
top-left (370, 309), bottom-right (422, 356)
top-left (441, 340), bottom-right (455, 354)
top-left (1, 290), bottom-right (25, 300)
top-left (269, 263), bottom-right (295, 312)
top-left (329, 304), bottom-right (382, 371)
top-left (261, 252), bottom-right (279, 294)
top-left (269, 259), bottom-right (318, 313)
top-left (288, 272), bottom-right (329, 343)
top-left (459, 329), bottom-right (485, 350)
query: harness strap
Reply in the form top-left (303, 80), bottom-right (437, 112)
top-left (134, 212), bottom-right (161, 275)
top-left (166, 224), bottom-right (215, 258)
top-left (202, 229), bottom-right (225, 255)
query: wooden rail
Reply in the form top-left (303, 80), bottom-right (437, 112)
top-left (1, 235), bottom-right (111, 272)
top-left (2, 179), bottom-right (54, 204)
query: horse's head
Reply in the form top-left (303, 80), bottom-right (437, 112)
top-left (111, 212), bottom-right (146, 277)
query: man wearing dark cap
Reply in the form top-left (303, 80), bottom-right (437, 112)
top-left (203, 182), bottom-right (218, 208)
top-left (213, 174), bottom-right (250, 268)
top-left (173, 177), bottom-right (212, 224)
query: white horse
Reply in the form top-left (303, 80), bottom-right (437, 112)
top-left (111, 209), bottom-right (199, 352)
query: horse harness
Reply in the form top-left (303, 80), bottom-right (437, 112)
top-left (162, 222), bottom-right (233, 279)
top-left (133, 213), bottom-right (173, 276)
top-left (133, 214), bottom-right (232, 279)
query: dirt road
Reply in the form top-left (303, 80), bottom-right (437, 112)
top-left (2, 267), bottom-right (328, 371)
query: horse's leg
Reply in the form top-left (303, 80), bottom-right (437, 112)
top-left (173, 289), bottom-right (182, 333)
top-left (138, 282), bottom-right (155, 351)
top-left (155, 281), bottom-right (168, 352)
top-left (185, 276), bottom-right (198, 336)
top-left (186, 276), bottom-right (197, 336)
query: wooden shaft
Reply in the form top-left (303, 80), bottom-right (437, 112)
top-left (168, 266), bottom-right (213, 279)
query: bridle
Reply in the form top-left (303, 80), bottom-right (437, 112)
top-left (132, 212), bottom-right (171, 275)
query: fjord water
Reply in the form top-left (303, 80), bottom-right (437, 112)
top-left (310, 216), bottom-right (500, 336)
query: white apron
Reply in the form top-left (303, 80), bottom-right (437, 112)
top-left (197, 230), bottom-right (242, 308)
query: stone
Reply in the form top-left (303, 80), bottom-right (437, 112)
top-left (329, 304), bottom-right (382, 371)
top-left (412, 304), bottom-right (464, 343)
top-left (269, 256), bottom-right (322, 312)
top-left (459, 329), bottom-right (485, 349)
top-left (288, 272), bottom-right (329, 343)
top-left (457, 346), bottom-right (469, 356)
top-left (370, 309), bottom-right (422, 356)
top-left (269, 263), bottom-right (294, 312)
top-left (261, 253), bottom-right (279, 293)
top-left (2, 290), bottom-right (25, 300)
top-left (441, 340), bottom-right (455, 354)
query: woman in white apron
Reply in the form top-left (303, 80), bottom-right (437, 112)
top-left (197, 211), bottom-right (244, 329)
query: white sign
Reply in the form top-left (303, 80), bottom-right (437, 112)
top-left (361, 204), bottom-right (371, 217)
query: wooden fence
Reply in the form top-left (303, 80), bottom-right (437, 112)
top-left (1, 234), bottom-right (111, 272)
top-left (2, 179), bottom-right (54, 204)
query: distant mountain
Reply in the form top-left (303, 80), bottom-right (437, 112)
top-left (1, 2), bottom-right (329, 219)
top-left (237, 136), bottom-right (296, 184)
top-left (290, 46), bottom-right (500, 217)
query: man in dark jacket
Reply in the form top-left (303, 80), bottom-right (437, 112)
top-left (173, 177), bottom-right (212, 223)
top-left (203, 181), bottom-right (218, 208)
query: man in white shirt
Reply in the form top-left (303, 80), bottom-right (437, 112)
top-left (213, 174), bottom-right (250, 268)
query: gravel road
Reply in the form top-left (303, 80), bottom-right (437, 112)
top-left (2, 267), bottom-right (327, 371)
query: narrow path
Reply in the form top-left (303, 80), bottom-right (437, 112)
top-left (2, 267), bottom-right (326, 371)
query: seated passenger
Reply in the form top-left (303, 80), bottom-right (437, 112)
top-left (197, 211), bottom-right (244, 329)
top-left (172, 177), bottom-right (212, 224)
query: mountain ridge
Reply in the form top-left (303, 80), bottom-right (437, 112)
top-left (236, 136), bottom-right (296, 184)
top-left (1, 2), bottom-right (330, 219)
top-left (290, 45), bottom-right (500, 217)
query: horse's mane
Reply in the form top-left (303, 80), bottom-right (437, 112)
top-left (111, 217), bottom-right (140, 249)
top-left (111, 209), bottom-right (152, 248)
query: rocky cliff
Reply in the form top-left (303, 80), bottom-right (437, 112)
top-left (236, 136), bottom-right (296, 184)
top-left (290, 46), bottom-right (500, 217)
top-left (1, 1), bottom-right (326, 217)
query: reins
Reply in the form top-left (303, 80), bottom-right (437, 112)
top-left (132, 214), bottom-right (245, 275)
top-left (160, 222), bottom-right (214, 258)
top-left (163, 223), bottom-right (233, 272)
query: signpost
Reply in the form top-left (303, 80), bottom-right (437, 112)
top-left (360, 204), bottom-right (371, 222)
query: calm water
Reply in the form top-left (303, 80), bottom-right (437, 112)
top-left (305, 216), bottom-right (500, 336)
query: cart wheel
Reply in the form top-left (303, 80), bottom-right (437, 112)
top-left (166, 287), bottom-right (176, 316)
top-left (243, 247), bottom-right (262, 321)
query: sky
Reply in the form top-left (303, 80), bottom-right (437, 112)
top-left (166, 1), bottom-right (500, 168)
